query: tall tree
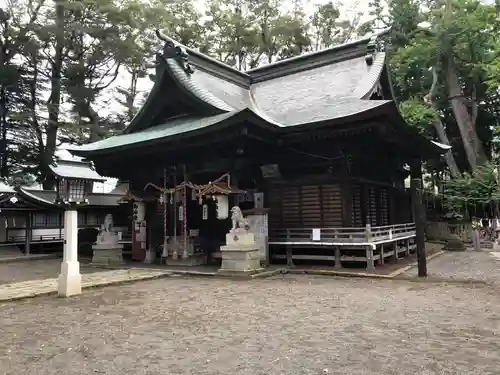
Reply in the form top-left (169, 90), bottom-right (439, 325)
top-left (372, 0), bottom-right (498, 174)
top-left (0, 0), bottom-right (45, 179)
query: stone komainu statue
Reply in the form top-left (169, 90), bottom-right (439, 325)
top-left (96, 214), bottom-right (118, 245)
top-left (230, 206), bottom-right (250, 233)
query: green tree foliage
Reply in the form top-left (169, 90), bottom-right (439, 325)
top-left (443, 163), bottom-right (500, 218)
top-left (371, 0), bottom-right (499, 174)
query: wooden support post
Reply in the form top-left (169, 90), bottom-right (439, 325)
top-left (380, 244), bottom-right (385, 265)
top-left (365, 223), bottom-right (374, 270)
top-left (366, 246), bottom-right (375, 270)
top-left (24, 213), bottom-right (31, 255)
top-left (286, 229), bottom-right (293, 267)
top-left (334, 246), bottom-right (341, 268)
top-left (405, 239), bottom-right (411, 257)
top-left (392, 243), bottom-right (399, 263)
top-left (411, 160), bottom-right (427, 277)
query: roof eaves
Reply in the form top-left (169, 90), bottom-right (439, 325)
top-left (17, 188), bottom-right (59, 209)
top-left (49, 164), bottom-right (106, 182)
top-left (68, 111), bottom-right (244, 156)
top-left (278, 100), bottom-right (392, 132)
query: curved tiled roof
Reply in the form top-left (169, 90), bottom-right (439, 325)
top-left (165, 59), bottom-right (234, 112)
top-left (150, 31), bottom-right (389, 127)
top-left (71, 30), bottom-right (445, 156)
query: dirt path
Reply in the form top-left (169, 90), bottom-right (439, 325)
top-left (403, 250), bottom-right (500, 284)
top-left (1, 274), bottom-right (499, 375)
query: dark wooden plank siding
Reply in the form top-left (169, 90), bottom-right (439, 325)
top-left (268, 183), bottom-right (343, 228)
top-left (268, 182), bottom-right (396, 228)
top-left (351, 184), bottom-right (363, 227)
top-left (379, 187), bottom-right (389, 225)
top-left (322, 184), bottom-right (343, 227)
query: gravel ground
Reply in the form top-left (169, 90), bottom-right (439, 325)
top-left (0, 259), bottom-right (111, 285)
top-left (1, 275), bottom-right (500, 375)
top-left (403, 250), bottom-right (500, 284)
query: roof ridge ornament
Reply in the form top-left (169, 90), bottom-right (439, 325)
top-left (365, 35), bottom-right (382, 66)
top-left (155, 29), bottom-right (195, 75)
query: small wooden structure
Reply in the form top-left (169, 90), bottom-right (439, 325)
top-left (0, 159), bottom-right (127, 254)
top-left (69, 31), bottom-right (447, 269)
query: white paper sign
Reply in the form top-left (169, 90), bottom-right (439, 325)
top-left (202, 204), bottom-right (208, 220)
top-left (312, 228), bottom-right (321, 241)
top-left (178, 205), bottom-right (184, 221)
top-left (216, 195), bottom-right (229, 220)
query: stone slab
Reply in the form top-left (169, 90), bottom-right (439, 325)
top-left (165, 254), bottom-right (206, 266)
top-left (92, 245), bottom-right (124, 266)
top-left (0, 269), bottom-right (171, 302)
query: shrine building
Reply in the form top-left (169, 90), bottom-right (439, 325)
top-left (69, 30), bottom-right (448, 269)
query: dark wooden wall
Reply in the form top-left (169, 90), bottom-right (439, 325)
top-left (267, 180), bottom-right (409, 229)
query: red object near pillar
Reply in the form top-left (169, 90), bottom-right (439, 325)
top-left (132, 220), bottom-right (147, 261)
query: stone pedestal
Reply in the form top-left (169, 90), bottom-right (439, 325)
top-left (243, 208), bottom-right (269, 267)
top-left (218, 231), bottom-right (263, 275)
top-left (58, 210), bottom-right (82, 297)
top-left (144, 249), bottom-right (156, 264)
top-left (92, 243), bottom-right (124, 265)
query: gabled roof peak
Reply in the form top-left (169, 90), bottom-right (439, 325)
top-left (248, 29), bottom-right (389, 82)
top-left (155, 28), bottom-right (390, 85)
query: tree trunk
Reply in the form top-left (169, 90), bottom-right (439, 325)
top-left (444, 53), bottom-right (488, 171)
top-left (425, 66), bottom-right (460, 178)
top-left (43, 2), bottom-right (65, 190)
top-left (0, 86), bottom-right (7, 178)
top-left (442, 0), bottom-right (487, 171)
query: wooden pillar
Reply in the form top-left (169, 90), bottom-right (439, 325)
top-left (410, 159), bottom-right (427, 277)
top-left (25, 213), bottom-right (32, 255)
top-left (285, 229), bottom-right (293, 266)
top-left (365, 224), bottom-right (374, 270)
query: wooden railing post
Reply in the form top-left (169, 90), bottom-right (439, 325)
top-left (365, 223), bottom-right (372, 243)
top-left (365, 224), bottom-right (375, 270)
top-left (285, 229), bottom-right (293, 267)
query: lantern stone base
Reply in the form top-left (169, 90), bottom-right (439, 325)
top-left (217, 232), bottom-right (264, 275)
top-left (58, 261), bottom-right (82, 297)
top-left (92, 243), bottom-right (124, 265)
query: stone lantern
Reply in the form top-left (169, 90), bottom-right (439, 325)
top-left (56, 177), bottom-right (91, 206)
top-left (51, 159), bottom-right (105, 298)
top-left (55, 176), bottom-right (91, 297)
